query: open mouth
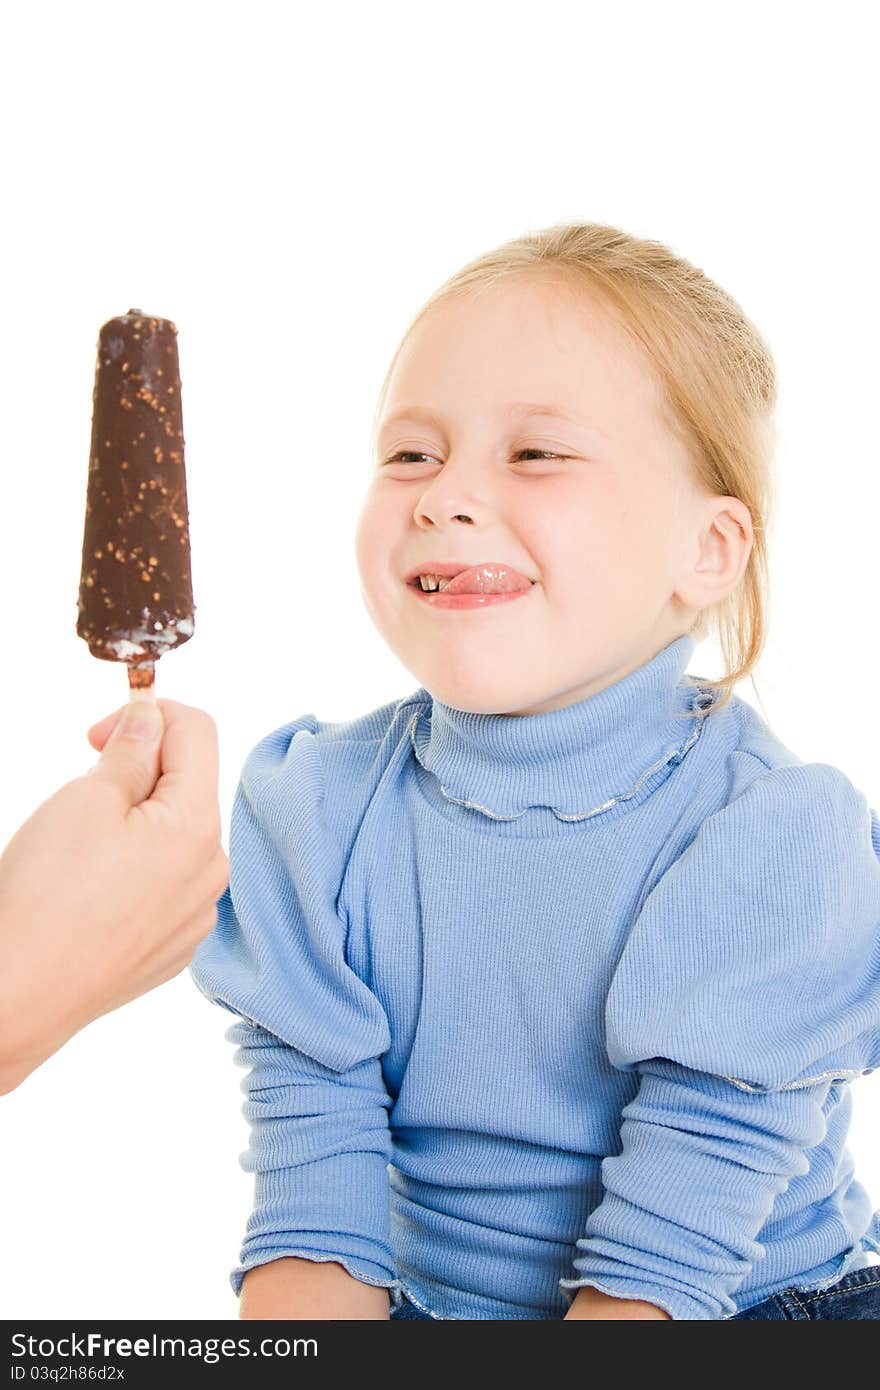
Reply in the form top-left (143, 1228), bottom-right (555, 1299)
top-left (405, 563), bottom-right (535, 596)
top-left (406, 576), bottom-right (536, 608)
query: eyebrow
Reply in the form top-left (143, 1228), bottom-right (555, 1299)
top-left (376, 402), bottom-right (609, 440)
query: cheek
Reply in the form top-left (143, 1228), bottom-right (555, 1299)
top-left (533, 477), bottom-right (673, 602)
top-left (610, 485), bottom-right (682, 595)
top-left (530, 477), bottom-right (623, 567)
top-left (354, 492), bottom-right (395, 575)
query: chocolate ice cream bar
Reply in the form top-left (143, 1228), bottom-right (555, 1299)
top-left (77, 309), bottom-right (195, 692)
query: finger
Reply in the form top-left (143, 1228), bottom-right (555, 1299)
top-left (87, 706), bottom-right (126, 750)
top-left (88, 697), bottom-right (206, 752)
top-left (88, 695), bottom-right (189, 743)
top-left (86, 697), bottom-right (163, 749)
top-left (149, 700), bottom-right (221, 827)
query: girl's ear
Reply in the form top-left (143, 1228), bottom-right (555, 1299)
top-left (677, 496), bottom-right (753, 609)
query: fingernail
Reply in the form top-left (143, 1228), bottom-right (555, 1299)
top-left (110, 700), bottom-right (164, 743)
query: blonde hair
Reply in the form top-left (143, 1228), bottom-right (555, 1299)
top-left (372, 221), bottom-right (778, 718)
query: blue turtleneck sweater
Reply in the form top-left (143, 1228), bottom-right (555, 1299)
top-left (189, 634), bottom-right (880, 1320)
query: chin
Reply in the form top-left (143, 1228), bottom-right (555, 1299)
top-left (420, 673), bottom-right (533, 715)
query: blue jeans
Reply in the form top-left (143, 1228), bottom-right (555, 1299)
top-left (390, 1266), bottom-right (880, 1319)
top-left (390, 1291), bottom-right (436, 1319)
top-left (728, 1265), bottom-right (880, 1320)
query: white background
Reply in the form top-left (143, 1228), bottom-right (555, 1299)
top-left (1, 0), bottom-right (878, 1319)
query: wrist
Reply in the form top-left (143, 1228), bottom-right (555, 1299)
top-left (239, 1257), bottom-right (392, 1320)
top-left (0, 914), bottom-right (89, 1093)
top-left (564, 1285), bottom-right (672, 1320)
top-left (0, 994), bottom-right (80, 1094)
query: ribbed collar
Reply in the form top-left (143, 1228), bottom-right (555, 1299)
top-left (406, 633), bottom-right (712, 822)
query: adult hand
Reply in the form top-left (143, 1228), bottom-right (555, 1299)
top-left (0, 698), bottom-right (229, 1094)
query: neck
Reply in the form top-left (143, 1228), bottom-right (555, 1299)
top-left (405, 633), bottom-right (715, 823)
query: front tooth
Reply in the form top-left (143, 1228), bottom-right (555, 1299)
top-left (419, 574), bottom-right (452, 591)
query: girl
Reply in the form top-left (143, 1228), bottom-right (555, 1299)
top-left (190, 222), bottom-right (880, 1320)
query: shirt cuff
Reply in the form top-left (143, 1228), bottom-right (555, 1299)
top-left (231, 1248), bottom-right (401, 1299)
top-left (560, 1272), bottom-right (707, 1321)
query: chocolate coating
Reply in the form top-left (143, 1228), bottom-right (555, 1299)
top-left (77, 309), bottom-right (195, 670)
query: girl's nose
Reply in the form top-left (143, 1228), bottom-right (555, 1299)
top-left (412, 456), bottom-right (493, 528)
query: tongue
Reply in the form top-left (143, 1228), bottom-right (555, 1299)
top-left (443, 565), bottom-right (532, 595)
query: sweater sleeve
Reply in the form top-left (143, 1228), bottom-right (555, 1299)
top-left (188, 715), bottom-right (398, 1299)
top-left (560, 762), bottom-right (880, 1321)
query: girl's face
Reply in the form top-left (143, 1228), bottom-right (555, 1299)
top-left (355, 274), bottom-right (736, 715)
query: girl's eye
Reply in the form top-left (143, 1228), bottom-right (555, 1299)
top-left (382, 448), bottom-right (569, 466)
top-left (383, 451), bottom-right (438, 465)
top-left (515, 449), bottom-right (568, 461)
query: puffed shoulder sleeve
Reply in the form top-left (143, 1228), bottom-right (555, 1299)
top-left (560, 762), bottom-right (880, 1320)
top-left (189, 715), bottom-right (398, 1299)
top-left (606, 762), bottom-right (880, 1093)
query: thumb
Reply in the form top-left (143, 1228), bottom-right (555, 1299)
top-left (90, 699), bottom-right (165, 805)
